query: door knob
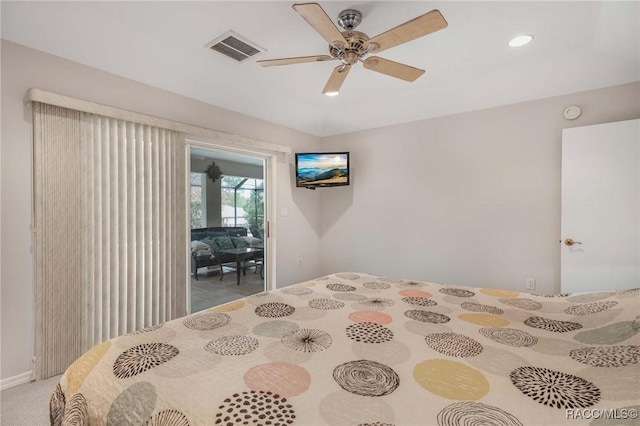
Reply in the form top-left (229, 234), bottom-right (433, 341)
top-left (564, 238), bottom-right (582, 246)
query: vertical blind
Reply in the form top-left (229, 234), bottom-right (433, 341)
top-left (33, 102), bottom-right (187, 379)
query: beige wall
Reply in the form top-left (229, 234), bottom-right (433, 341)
top-left (319, 82), bottom-right (640, 294)
top-left (0, 40), bottom-right (322, 382)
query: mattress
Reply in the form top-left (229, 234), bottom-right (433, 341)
top-left (50, 272), bottom-right (640, 425)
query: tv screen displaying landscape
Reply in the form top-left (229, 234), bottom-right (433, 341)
top-left (296, 152), bottom-right (349, 188)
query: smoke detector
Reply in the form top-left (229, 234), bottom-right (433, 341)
top-left (563, 105), bottom-right (582, 120)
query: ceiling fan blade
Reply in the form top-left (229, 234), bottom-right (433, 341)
top-left (365, 10), bottom-right (448, 54)
top-left (293, 3), bottom-right (347, 46)
top-left (363, 56), bottom-right (425, 82)
top-left (258, 55), bottom-right (336, 67)
top-left (322, 64), bottom-right (351, 95)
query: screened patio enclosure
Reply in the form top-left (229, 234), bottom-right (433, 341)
top-left (221, 175), bottom-right (264, 237)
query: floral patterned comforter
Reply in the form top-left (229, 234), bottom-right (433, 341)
top-left (51, 272), bottom-right (640, 425)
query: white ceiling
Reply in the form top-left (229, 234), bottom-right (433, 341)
top-left (2, 1), bottom-right (639, 137)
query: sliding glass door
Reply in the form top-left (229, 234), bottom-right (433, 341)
top-left (188, 145), bottom-right (269, 312)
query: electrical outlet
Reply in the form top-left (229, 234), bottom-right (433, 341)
top-left (526, 278), bottom-right (536, 290)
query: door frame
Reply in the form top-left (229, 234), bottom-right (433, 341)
top-left (184, 136), bottom-right (277, 314)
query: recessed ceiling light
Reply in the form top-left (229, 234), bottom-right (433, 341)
top-left (325, 91), bottom-right (339, 97)
top-left (508, 34), bottom-right (534, 47)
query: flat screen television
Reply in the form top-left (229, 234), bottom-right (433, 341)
top-left (295, 152), bottom-right (350, 188)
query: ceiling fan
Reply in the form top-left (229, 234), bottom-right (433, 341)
top-left (257, 2), bottom-right (448, 95)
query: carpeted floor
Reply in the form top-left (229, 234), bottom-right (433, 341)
top-left (191, 265), bottom-right (265, 312)
top-left (0, 269), bottom-right (263, 425)
top-left (1, 375), bottom-right (61, 425)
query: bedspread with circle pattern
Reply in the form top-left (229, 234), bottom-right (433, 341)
top-left (51, 273), bottom-right (640, 426)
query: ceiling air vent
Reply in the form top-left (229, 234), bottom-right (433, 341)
top-left (205, 31), bottom-right (265, 63)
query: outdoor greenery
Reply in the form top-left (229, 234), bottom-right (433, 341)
top-left (191, 193), bottom-right (203, 228)
top-left (244, 188), bottom-right (264, 228)
top-left (221, 176), bottom-right (264, 228)
top-left (191, 173), bottom-right (205, 228)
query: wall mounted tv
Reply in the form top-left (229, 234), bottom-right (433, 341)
top-left (295, 152), bottom-right (350, 189)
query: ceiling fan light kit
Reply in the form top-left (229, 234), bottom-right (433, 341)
top-left (257, 2), bottom-right (448, 95)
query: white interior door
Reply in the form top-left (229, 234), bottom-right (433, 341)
top-left (561, 119), bottom-right (640, 293)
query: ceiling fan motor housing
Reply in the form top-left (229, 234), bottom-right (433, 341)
top-left (329, 31), bottom-right (370, 64)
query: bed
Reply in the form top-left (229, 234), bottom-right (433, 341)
top-left (50, 272), bottom-right (640, 425)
